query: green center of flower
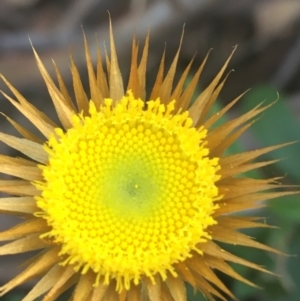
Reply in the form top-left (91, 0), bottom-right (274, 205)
top-left (103, 155), bottom-right (161, 218)
top-left (35, 91), bottom-right (221, 291)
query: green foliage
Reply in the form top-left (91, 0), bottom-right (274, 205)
top-left (241, 85), bottom-right (300, 181)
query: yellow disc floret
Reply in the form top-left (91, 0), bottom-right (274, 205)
top-left (35, 91), bottom-right (221, 291)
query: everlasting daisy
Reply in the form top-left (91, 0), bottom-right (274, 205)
top-left (0, 24), bottom-right (296, 301)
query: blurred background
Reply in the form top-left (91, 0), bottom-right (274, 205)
top-left (0, 0), bottom-right (300, 300)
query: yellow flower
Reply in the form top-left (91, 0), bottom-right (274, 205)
top-left (0, 24), bottom-right (295, 301)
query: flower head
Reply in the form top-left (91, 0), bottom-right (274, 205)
top-left (0, 24), bottom-right (296, 301)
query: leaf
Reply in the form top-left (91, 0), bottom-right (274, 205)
top-left (240, 85), bottom-right (300, 181)
top-left (270, 195), bottom-right (300, 223)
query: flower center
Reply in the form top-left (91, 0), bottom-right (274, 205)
top-left (35, 91), bottom-right (221, 291)
top-left (103, 155), bottom-right (161, 218)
